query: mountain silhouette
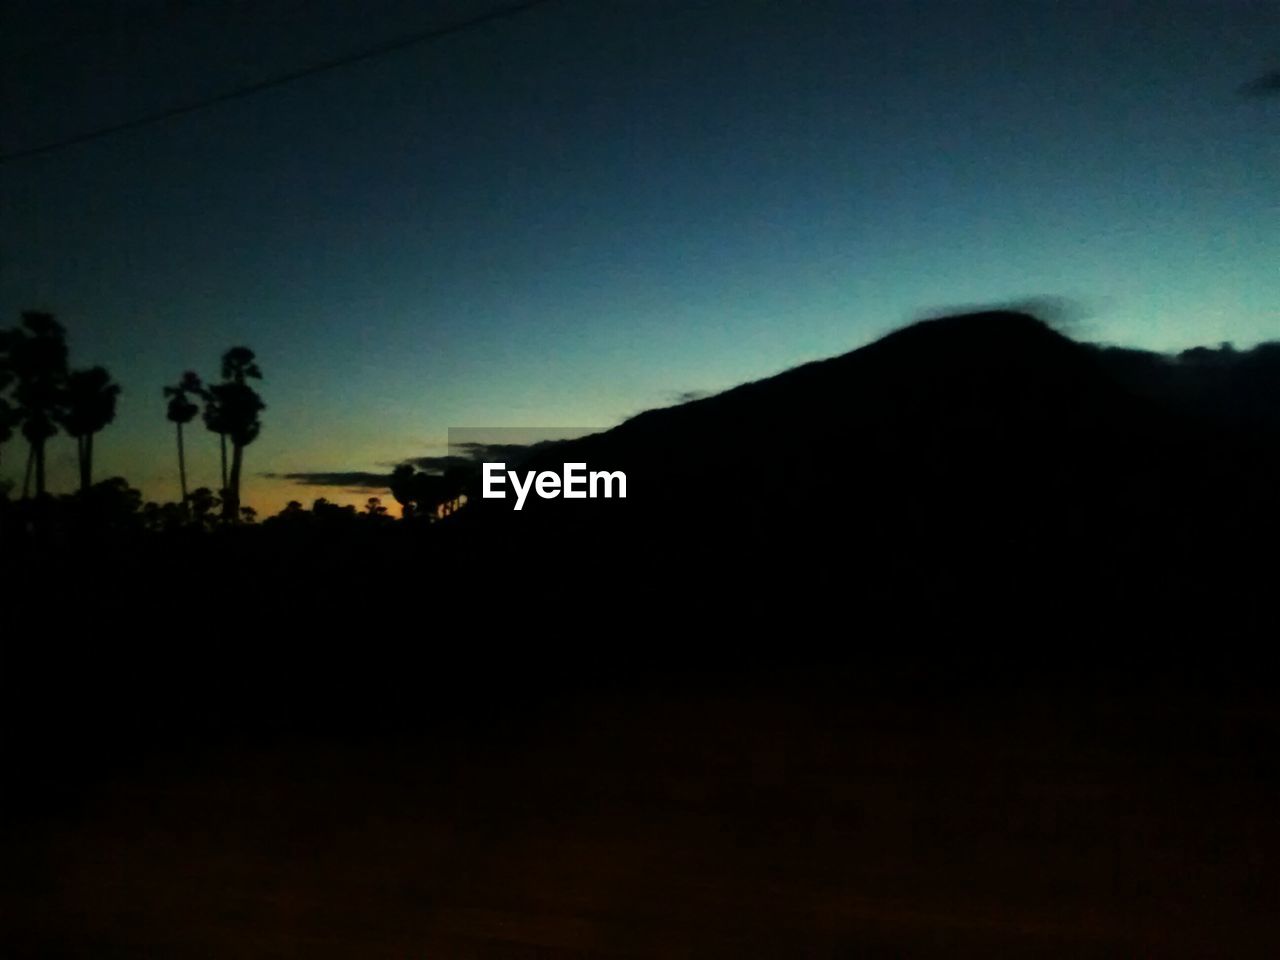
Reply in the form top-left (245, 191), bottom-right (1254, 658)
top-left (453, 309), bottom-right (1277, 640)
top-left (467, 311), bottom-right (1272, 516)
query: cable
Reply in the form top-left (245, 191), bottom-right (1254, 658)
top-left (0, 0), bottom-right (563, 165)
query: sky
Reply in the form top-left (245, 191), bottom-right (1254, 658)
top-left (2, 0), bottom-right (1277, 514)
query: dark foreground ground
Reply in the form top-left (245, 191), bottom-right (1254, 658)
top-left (4, 580), bottom-right (1278, 959)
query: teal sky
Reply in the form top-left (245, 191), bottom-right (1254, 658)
top-left (2, 0), bottom-right (1277, 512)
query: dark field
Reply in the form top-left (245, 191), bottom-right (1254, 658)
top-left (5, 632), bottom-right (1278, 957)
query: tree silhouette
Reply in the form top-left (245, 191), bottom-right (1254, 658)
top-left (389, 463), bottom-right (473, 520)
top-left (202, 390), bottom-right (229, 500)
top-left (141, 500), bottom-right (187, 534)
top-left (164, 371), bottom-right (204, 513)
top-left (188, 486), bottom-right (220, 529)
top-left (389, 464), bottom-right (418, 519)
top-left (83, 476), bottom-right (143, 531)
top-left (7, 312), bottom-right (68, 498)
top-left (0, 329), bottom-right (17, 474)
top-left (205, 347), bottom-right (264, 521)
top-left (58, 366), bottom-right (121, 493)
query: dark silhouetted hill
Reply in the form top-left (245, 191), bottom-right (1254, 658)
top-left (451, 310), bottom-right (1276, 632)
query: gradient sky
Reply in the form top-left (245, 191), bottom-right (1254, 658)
top-left (2, 0), bottom-right (1277, 513)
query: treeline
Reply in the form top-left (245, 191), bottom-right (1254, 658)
top-left (1, 484), bottom-right (400, 538)
top-left (0, 310), bottom-right (266, 525)
top-left (1, 310), bottom-right (479, 538)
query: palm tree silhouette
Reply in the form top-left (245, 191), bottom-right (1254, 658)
top-left (8, 312), bottom-right (68, 498)
top-left (202, 393), bottom-right (230, 500)
top-left (164, 371), bottom-right (204, 513)
top-left (58, 366), bottom-right (121, 493)
top-left (205, 347), bottom-right (264, 521)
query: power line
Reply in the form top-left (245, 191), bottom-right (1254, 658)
top-left (0, 0), bottom-right (563, 165)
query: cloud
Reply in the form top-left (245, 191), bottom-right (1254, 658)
top-left (406, 439), bottom-right (567, 473)
top-left (262, 471), bottom-right (390, 488)
top-left (400, 454), bottom-right (478, 473)
top-left (918, 295), bottom-right (1089, 332)
top-left (670, 390), bottom-right (710, 405)
top-left (262, 440), bottom-right (577, 491)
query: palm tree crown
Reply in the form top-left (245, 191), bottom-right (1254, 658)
top-left (164, 371), bottom-right (203, 425)
top-left (60, 366), bottom-right (120, 437)
top-left (58, 366), bottom-right (121, 492)
top-left (8, 312), bottom-right (68, 496)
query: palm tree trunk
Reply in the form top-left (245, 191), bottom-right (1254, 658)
top-left (34, 438), bottom-right (46, 497)
top-left (219, 433), bottom-right (228, 498)
top-left (177, 422), bottom-right (189, 513)
top-left (22, 444), bottom-right (33, 498)
top-left (224, 442), bottom-right (243, 521)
